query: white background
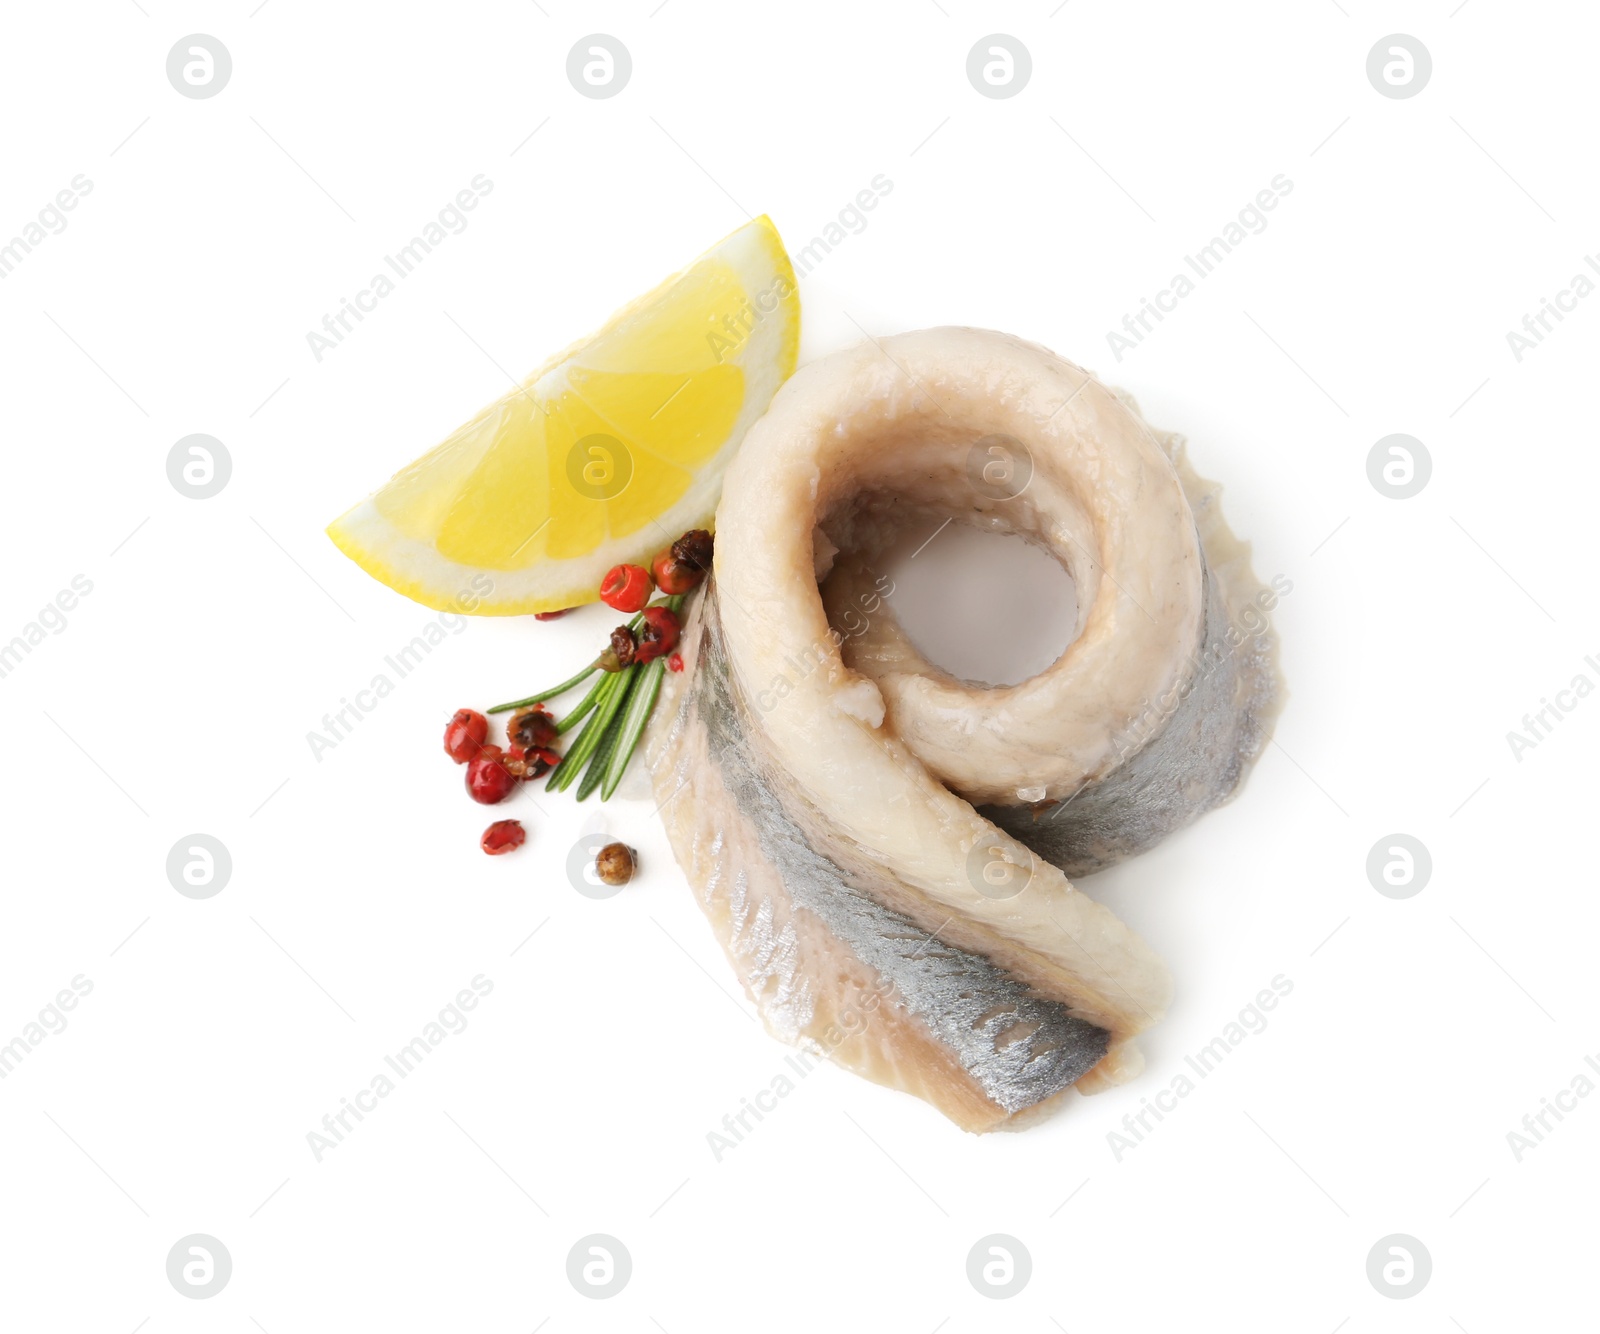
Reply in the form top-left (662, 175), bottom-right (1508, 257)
top-left (2, 1), bottom-right (1596, 1329)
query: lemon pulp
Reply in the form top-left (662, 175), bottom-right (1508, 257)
top-left (328, 216), bottom-right (799, 614)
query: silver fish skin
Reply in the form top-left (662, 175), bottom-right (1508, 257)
top-left (643, 588), bottom-right (1120, 1126)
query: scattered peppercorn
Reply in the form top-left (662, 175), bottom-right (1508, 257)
top-left (507, 704), bottom-right (558, 751)
top-left (595, 841), bottom-right (636, 886)
top-left (635, 605), bottom-right (681, 664)
top-left (601, 624), bottom-right (638, 671)
top-left (651, 529), bottom-right (713, 595)
top-left (466, 747), bottom-right (517, 804)
top-left (481, 819), bottom-right (526, 855)
top-left (443, 708), bottom-right (489, 763)
top-left (650, 549), bottom-right (698, 595)
top-left (673, 528), bottom-right (714, 576)
top-left (505, 744), bottom-right (561, 780)
top-left (599, 563), bottom-right (653, 613)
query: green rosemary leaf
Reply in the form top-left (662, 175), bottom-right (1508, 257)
top-left (555, 671), bottom-right (611, 734)
top-left (488, 663), bottom-right (597, 714)
top-left (551, 665), bottom-right (635, 793)
top-left (601, 657), bottom-right (665, 801)
top-left (576, 670), bottom-right (639, 801)
top-left (545, 671), bottom-right (619, 791)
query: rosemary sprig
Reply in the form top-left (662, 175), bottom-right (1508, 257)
top-left (493, 593), bottom-right (687, 801)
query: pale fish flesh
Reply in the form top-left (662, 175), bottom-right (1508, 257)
top-left (645, 327), bottom-right (1283, 1131)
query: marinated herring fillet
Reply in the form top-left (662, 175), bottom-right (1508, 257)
top-left (645, 327), bottom-right (1283, 1131)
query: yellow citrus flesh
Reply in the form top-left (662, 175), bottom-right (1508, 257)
top-left (327, 216), bottom-right (799, 614)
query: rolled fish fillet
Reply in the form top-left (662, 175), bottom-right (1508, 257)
top-left (645, 327), bottom-right (1283, 1131)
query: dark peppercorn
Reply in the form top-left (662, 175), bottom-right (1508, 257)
top-left (595, 841), bottom-right (636, 886)
top-left (672, 528), bottom-right (714, 576)
top-left (607, 625), bottom-right (638, 669)
top-left (504, 744), bottom-right (561, 779)
top-left (507, 705), bottom-right (558, 751)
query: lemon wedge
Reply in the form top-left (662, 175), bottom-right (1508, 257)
top-left (327, 216), bottom-right (799, 614)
